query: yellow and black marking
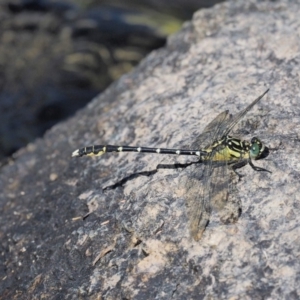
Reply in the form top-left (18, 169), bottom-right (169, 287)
top-left (201, 135), bottom-right (266, 163)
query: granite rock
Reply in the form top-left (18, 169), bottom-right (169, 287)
top-left (1, 0), bottom-right (300, 298)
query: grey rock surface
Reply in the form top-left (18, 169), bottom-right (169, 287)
top-left (1, 0), bottom-right (300, 299)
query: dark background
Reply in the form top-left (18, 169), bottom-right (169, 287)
top-left (0, 0), bottom-right (224, 160)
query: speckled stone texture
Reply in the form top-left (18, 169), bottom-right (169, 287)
top-left (1, 0), bottom-right (300, 299)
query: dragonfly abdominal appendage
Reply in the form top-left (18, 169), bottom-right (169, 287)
top-left (72, 89), bottom-right (270, 241)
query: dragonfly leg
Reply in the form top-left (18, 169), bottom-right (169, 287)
top-left (231, 160), bottom-right (248, 181)
top-left (249, 160), bottom-right (272, 173)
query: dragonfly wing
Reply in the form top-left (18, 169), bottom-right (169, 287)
top-left (184, 163), bottom-right (211, 241)
top-left (184, 144), bottom-right (243, 240)
top-left (222, 89), bottom-right (269, 137)
top-left (191, 89), bottom-right (269, 150)
top-left (208, 159), bottom-right (241, 225)
top-left (185, 111), bottom-right (232, 241)
top-left (184, 91), bottom-right (269, 240)
top-left (191, 110), bottom-right (231, 149)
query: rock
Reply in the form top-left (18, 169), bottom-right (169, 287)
top-left (1, 0), bottom-right (300, 298)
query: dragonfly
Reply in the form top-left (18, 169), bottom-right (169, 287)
top-left (72, 89), bottom-right (270, 240)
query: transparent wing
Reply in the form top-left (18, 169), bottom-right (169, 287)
top-left (185, 109), bottom-right (250, 239)
top-left (220, 89), bottom-right (269, 138)
top-left (185, 109), bottom-right (233, 240)
top-left (185, 145), bottom-right (241, 241)
top-left (185, 90), bottom-right (268, 240)
top-left (184, 110), bottom-right (228, 240)
top-left (184, 163), bottom-right (209, 241)
top-left (185, 144), bottom-right (242, 241)
top-left (191, 89), bottom-right (269, 150)
top-left (207, 158), bottom-right (241, 226)
top-left (190, 110), bottom-right (231, 149)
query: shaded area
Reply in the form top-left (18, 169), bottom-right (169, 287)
top-left (0, 0), bottom-right (224, 160)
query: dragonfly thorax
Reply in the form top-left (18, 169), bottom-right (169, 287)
top-left (217, 135), bottom-right (265, 161)
top-left (202, 135), bottom-right (265, 163)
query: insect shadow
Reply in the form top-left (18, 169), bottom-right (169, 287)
top-left (103, 160), bottom-right (199, 191)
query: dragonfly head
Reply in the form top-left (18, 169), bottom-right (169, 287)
top-left (249, 137), bottom-right (268, 159)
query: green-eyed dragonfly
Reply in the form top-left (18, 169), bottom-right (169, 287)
top-left (72, 89), bottom-right (270, 240)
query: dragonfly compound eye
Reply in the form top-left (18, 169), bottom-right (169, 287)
top-left (250, 137), bottom-right (264, 159)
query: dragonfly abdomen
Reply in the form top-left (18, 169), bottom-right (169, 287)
top-left (72, 144), bottom-right (205, 157)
